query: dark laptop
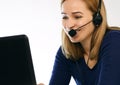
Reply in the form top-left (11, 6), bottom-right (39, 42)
top-left (0, 34), bottom-right (37, 85)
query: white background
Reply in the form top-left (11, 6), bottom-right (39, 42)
top-left (0, 0), bottom-right (120, 85)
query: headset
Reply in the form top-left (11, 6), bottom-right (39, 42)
top-left (68, 0), bottom-right (103, 37)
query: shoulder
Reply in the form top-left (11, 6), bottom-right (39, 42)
top-left (55, 46), bottom-right (71, 64)
top-left (56, 46), bottom-right (66, 60)
top-left (105, 30), bottom-right (120, 38)
top-left (100, 30), bottom-right (120, 55)
top-left (55, 46), bottom-right (77, 65)
top-left (102, 30), bottom-right (120, 45)
top-left (99, 30), bottom-right (120, 59)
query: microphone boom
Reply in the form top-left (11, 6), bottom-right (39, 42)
top-left (68, 20), bottom-right (92, 37)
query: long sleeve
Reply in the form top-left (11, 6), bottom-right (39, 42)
top-left (97, 30), bottom-right (120, 85)
top-left (49, 47), bottom-right (71, 85)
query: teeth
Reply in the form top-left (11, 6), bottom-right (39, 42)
top-left (75, 27), bottom-right (81, 31)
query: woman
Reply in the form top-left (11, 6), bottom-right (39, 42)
top-left (49, 0), bottom-right (120, 85)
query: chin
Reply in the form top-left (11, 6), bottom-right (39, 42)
top-left (69, 35), bottom-right (84, 43)
top-left (70, 38), bottom-right (80, 43)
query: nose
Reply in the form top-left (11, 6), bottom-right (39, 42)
top-left (64, 19), bottom-right (75, 31)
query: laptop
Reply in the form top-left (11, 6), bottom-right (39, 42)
top-left (0, 34), bottom-right (37, 85)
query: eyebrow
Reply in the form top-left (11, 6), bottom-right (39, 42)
top-left (61, 11), bottom-right (83, 14)
top-left (72, 11), bottom-right (83, 14)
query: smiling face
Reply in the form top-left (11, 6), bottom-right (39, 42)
top-left (61, 0), bottom-right (95, 44)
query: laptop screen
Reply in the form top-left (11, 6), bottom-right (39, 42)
top-left (0, 35), bottom-right (37, 85)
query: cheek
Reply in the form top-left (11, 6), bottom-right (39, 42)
top-left (77, 24), bottom-right (95, 39)
top-left (62, 21), bottom-right (70, 36)
top-left (82, 23), bottom-right (94, 33)
top-left (62, 20), bottom-right (66, 28)
top-left (62, 26), bottom-right (69, 37)
top-left (62, 21), bottom-right (67, 32)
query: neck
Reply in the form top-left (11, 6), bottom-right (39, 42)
top-left (81, 35), bottom-right (92, 55)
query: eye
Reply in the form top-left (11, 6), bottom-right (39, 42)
top-left (62, 16), bottom-right (68, 20)
top-left (74, 16), bottom-right (82, 19)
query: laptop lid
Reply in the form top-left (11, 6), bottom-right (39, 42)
top-left (0, 34), bottom-right (37, 85)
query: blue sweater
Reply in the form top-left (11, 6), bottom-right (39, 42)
top-left (49, 30), bottom-right (120, 85)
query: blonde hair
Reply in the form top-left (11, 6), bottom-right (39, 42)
top-left (61, 0), bottom-right (120, 60)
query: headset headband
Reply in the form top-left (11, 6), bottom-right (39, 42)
top-left (97, 0), bottom-right (102, 12)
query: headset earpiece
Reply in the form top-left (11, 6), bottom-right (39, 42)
top-left (92, 0), bottom-right (102, 27)
top-left (93, 11), bottom-right (102, 26)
